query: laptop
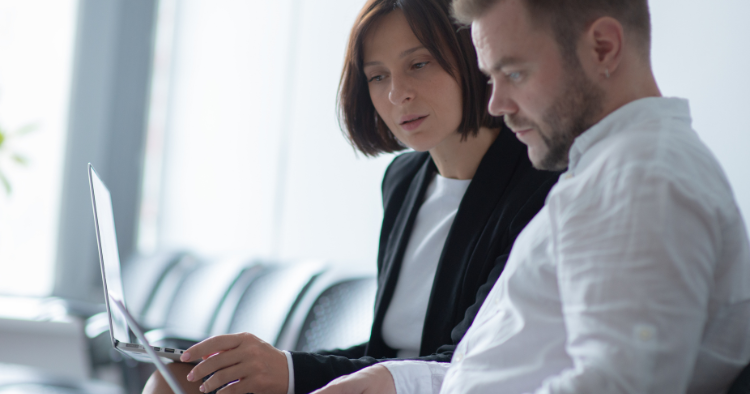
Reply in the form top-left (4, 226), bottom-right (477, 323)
top-left (88, 163), bottom-right (191, 364)
top-left (112, 298), bottom-right (188, 394)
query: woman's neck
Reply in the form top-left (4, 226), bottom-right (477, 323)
top-left (429, 127), bottom-right (500, 180)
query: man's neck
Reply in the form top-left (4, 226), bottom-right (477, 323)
top-left (596, 66), bottom-right (662, 126)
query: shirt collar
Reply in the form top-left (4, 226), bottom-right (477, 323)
top-left (565, 97), bottom-right (692, 175)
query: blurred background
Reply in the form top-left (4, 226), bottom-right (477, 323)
top-left (0, 0), bottom-right (748, 391)
top-left (2, 0), bottom-right (748, 301)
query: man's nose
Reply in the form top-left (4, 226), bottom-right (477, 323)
top-left (487, 80), bottom-right (517, 117)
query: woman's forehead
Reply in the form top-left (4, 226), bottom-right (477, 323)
top-left (362, 10), bottom-right (425, 64)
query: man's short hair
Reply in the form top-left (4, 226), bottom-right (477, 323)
top-left (338, 0), bottom-right (503, 156)
top-left (452, 0), bottom-right (652, 63)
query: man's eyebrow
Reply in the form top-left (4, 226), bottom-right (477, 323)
top-left (363, 45), bottom-right (427, 67)
top-left (483, 56), bottom-right (525, 73)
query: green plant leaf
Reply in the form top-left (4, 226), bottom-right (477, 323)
top-left (12, 154), bottom-right (29, 166)
top-left (0, 171), bottom-right (11, 195)
top-left (0, 129), bottom-right (5, 148)
top-left (15, 123), bottom-right (38, 136)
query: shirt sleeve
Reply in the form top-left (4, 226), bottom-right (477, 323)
top-left (535, 167), bottom-right (718, 393)
top-left (381, 360), bottom-right (450, 394)
top-left (283, 350), bottom-right (295, 394)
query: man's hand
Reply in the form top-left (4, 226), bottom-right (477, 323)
top-left (311, 365), bottom-right (396, 394)
top-left (180, 332), bottom-right (288, 394)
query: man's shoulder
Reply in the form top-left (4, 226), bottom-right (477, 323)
top-left (589, 124), bottom-right (724, 183)
top-left (568, 124), bottom-right (736, 215)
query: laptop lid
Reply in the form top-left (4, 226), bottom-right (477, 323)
top-left (112, 298), bottom-right (187, 394)
top-left (88, 163), bottom-right (131, 347)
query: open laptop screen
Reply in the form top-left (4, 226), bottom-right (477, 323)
top-left (89, 164), bottom-right (130, 346)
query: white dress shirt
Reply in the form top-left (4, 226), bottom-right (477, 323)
top-left (382, 97), bottom-right (750, 394)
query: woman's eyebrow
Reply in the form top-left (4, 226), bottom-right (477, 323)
top-left (399, 45), bottom-right (426, 59)
top-left (364, 45), bottom-right (426, 67)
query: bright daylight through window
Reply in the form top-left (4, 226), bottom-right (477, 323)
top-left (0, 0), bottom-right (78, 296)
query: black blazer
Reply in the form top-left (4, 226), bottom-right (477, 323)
top-left (290, 128), bottom-right (559, 393)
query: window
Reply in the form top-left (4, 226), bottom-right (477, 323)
top-left (0, 0), bottom-right (78, 296)
top-left (139, 0), bottom-right (394, 264)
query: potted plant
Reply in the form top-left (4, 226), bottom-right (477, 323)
top-left (0, 123), bottom-right (34, 195)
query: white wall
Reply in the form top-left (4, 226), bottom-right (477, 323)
top-left (650, 0), bottom-right (750, 229)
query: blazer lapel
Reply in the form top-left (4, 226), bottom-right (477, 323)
top-left (420, 128), bottom-right (526, 354)
top-left (371, 157), bottom-right (436, 349)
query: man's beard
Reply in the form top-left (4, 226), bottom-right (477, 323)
top-left (506, 61), bottom-right (605, 171)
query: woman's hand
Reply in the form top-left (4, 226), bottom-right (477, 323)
top-left (181, 332), bottom-right (289, 394)
top-left (311, 365), bottom-right (396, 394)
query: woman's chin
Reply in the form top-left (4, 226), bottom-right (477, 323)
top-left (398, 138), bottom-right (437, 153)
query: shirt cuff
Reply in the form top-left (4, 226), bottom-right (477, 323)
top-left (381, 360), bottom-right (448, 394)
top-left (283, 350), bottom-right (295, 394)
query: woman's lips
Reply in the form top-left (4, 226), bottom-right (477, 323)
top-left (400, 115), bottom-right (427, 132)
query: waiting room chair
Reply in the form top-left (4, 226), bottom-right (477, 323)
top-left (223, 260), bottom-right (327, 346)
top-left (144, 256), bottom-right (260, 349)
top-left (122, 251), bottom-right (191, 319)
top-left (728, 362), bottom-right (750, 394)
top-left (275, 266), bottom-right (377, 352)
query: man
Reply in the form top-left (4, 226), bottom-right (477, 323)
top-left (312, 0), bottom-right (750, 393)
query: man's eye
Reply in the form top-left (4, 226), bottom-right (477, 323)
top-left (507, 71), bottom-right (523, 82)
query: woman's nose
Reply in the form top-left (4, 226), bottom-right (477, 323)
top-left (388, 76), bottom-right (415, 105)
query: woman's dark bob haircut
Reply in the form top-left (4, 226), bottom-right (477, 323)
top-left (338, 0), bottom-right (503, 156)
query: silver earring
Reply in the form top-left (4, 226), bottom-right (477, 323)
top-left (605, 68), bottom-right (610, 79)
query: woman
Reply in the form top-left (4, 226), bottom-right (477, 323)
top-left (145, 0), bottom-right (558, 393)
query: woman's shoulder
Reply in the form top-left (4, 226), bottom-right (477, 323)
top-left (381, 150), bottom-right (430, 194)
top-left (381, 151), bottom-right (430, 205)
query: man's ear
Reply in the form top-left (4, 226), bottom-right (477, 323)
top-left (581, 17), bottom-right (624, 79)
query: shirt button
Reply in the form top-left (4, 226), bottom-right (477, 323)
top-left (453, 352), bottom-right (464, 363)
top-left (636, 326), bottom-right (654, 342)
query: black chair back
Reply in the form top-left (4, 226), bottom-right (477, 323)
top-left (294, 277), bottom-right (376, 352)
top-left (728, 362), bottom-right (750, 394)
top-left (274, 266), bottom-right (376, 352)
top-left (226, 261), bottom-right (326, 345)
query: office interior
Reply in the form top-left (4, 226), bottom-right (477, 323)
top-left (0, 0), bottom-right (748, 393)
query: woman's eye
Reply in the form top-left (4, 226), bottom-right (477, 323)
top-left (368, 75), bottom-right (384, 83)
top-left (413, 61), bottom-right (429, 69)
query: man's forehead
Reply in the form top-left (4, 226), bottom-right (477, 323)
top-left (471, 0), bottom-right (546, 72)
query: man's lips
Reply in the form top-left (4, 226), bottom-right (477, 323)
top-left (512, 128), bottom-right (533, 136)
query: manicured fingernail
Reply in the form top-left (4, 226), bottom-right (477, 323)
top-left (181, 352), bottom-right (191, 362)
top-left (186, 371), bottom-right (194, 381)
top-left (199, 384), bottom-right (205, 392)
